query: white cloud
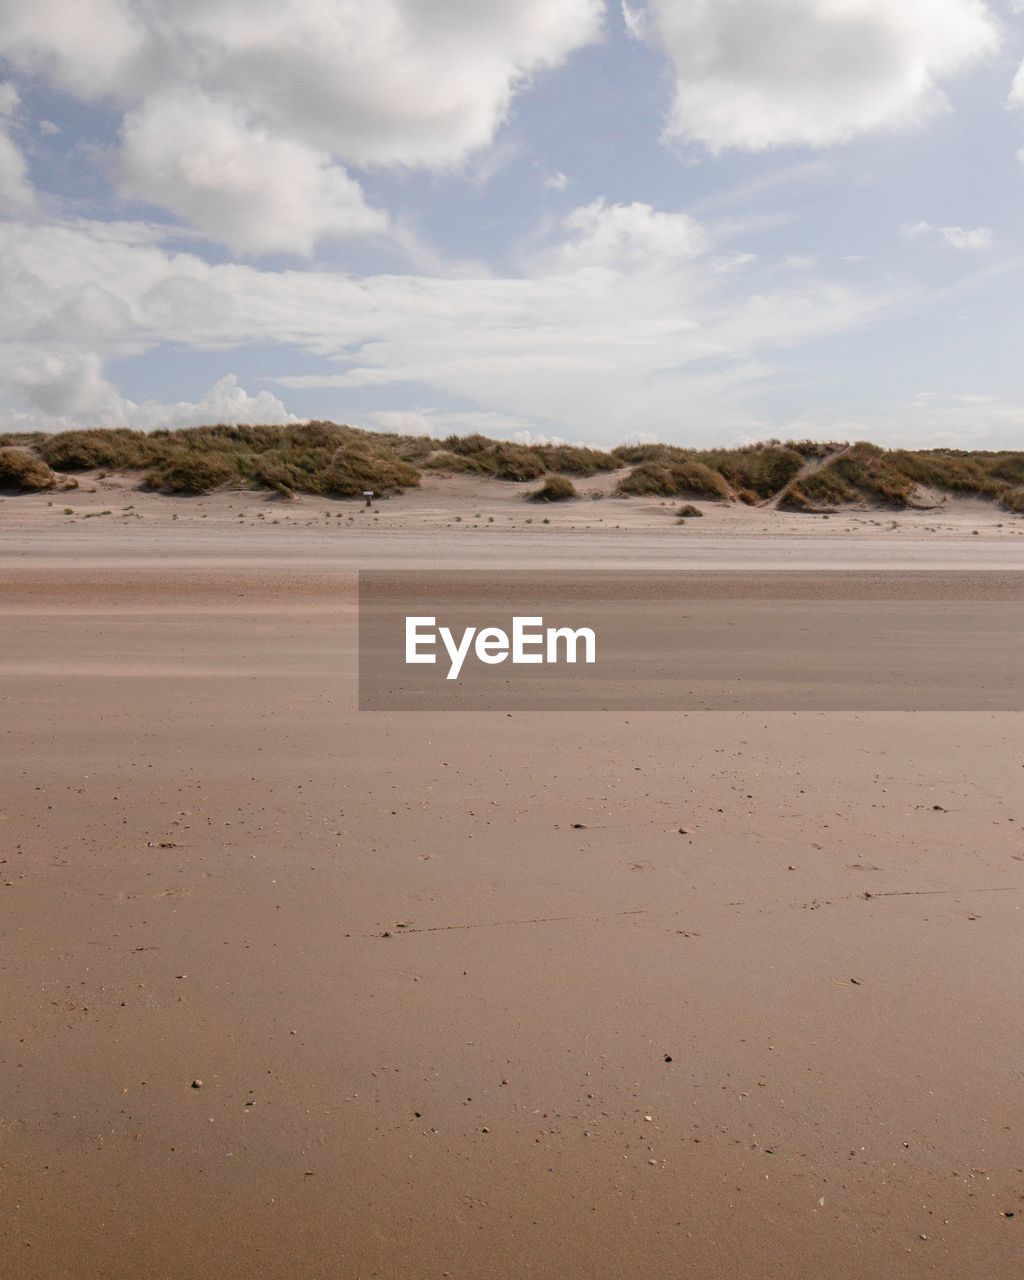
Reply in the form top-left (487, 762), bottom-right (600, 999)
top-left (640, 0), bottom-right (999, 151)
top-left (12, 352), bottom-right (127, 424)
top-left (120, 89), bottom-right (386, 256)
top-left (709, 251), bottom-right (757, 274)
top-left (365, 409), bottom-right (539, 439)
top-left (156, 0), bottom-right (604, 169)
top-left (621, 2), bottom-right (648, 41)
top-left (0, 216), bottom-right (900, 441)
top-left (0, 1), bottom-right (603, 253)
top-left (901, 220), bottom-right (993, 250)
top-left (939, 226), bottom-right (994, 251)
top-left (1010, 57), bottom-right (1024, 107)
top-left (363, 410), bottom-right (435, 437)
top-left (130, 373), bottom-right (297, 429)
top-left (787, 391), bottom-right (1024, 450)
top-left (0, 134), bottom-right (35, 214)
top-left (5, 352), bottom-right (295, 429)
top-left (0, 1), bottom-right (145, 99)
top-left (0, 83), bottom-right (36, 214)
top-left (556, 199), bottom-right (708, 270)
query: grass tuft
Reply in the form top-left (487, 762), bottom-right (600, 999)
top-left (529, 474), bottom-right (578, 502)
top-left (616, 459), bottom-right (729, 500)
top-left (0, 447), bottom-right (56, 492)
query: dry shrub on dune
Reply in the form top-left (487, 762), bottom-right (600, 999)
top-left (529, 474), bottom-right (577, 502)
top-left (40, 429), bottom-right (154, 472)
top-left (694, 445), bottom-right (804, 499)
top-left (613, 443), bottom-right (801, 502)
top-left (320, 446), bottom-right (420, 497)
top-left (0, 446), bottom-right (56, 492)
top-left (145, 453), bottom-right (239, 494)
top-left (616, 459), bottom-right (729, 500)
top-left (530, 444), bottom-right (618, 475)
top-left (419, 450), bottom-right (493, 474)
top-left (780, 468), bottom-right (860, 511)
top-left (140, 423), bottom-right (421, 496)
top-left (1000, 488), bottom-right (1024, 514)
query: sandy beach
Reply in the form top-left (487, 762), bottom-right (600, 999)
top-left (2, 482), bottom-right (1023, 1279)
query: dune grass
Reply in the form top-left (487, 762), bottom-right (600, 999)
top-left (781, 444), bottom-right (1024, 511)
top-left (1, 422), bottom-right (1021, 512)
top-left (0, 446), bottom-right (56, 492)
top-left (40, 428), bottom-right (155, 472)
top-left (781, 468), bottom-right (860, 511)
top-left (529, 474), bottom-right (578, 501)
top-left (616, 458), bottom-right (730, 500)
top-left (613, 442), bottom-right (803, 502)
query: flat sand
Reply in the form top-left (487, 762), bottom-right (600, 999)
top-left (2, 479), bottom-right (1023, 1278)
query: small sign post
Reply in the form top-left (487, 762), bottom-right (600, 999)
top-left (363, 490), bottom-right (374, 508)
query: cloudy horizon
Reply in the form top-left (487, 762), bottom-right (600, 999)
top-left (2, 0), bottom-right (1024, 448)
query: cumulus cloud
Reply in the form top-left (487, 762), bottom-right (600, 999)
top-left (120, 89), bottom-right (386, 256)
top-left (4, 349), bottom-right (295, 430)
top-left (901, 221), bottom-right (993, 250)
top-left (0, 1), bottom-right (603, 252)
top-left (638, 0), bottom-right (999, 151)
top-left (128, 373), bottom-right (297, 430)
top-left (12, 351), bottom-right (127, 424)
top-left (556, 199), bottom-right (708, 270)
top-left (0, 83), bottom-right (36, 214)
top-left (0, 0), bottom-right (145, 99)
top-left (153, 0), bottom-right (604, 169)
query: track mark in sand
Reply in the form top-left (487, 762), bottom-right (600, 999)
top-left (863, 886), bottom-right (1023, 900)
top-left (376, 908), bottom-right (648, 938)
top-left (373, 887), bottom-right (1024, 938)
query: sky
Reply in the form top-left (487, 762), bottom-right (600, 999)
top-left (1, 0), bottom-right (1024, 448)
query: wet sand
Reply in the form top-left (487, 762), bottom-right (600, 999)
top-left (2, 493), bottom-right (1023, 1278)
